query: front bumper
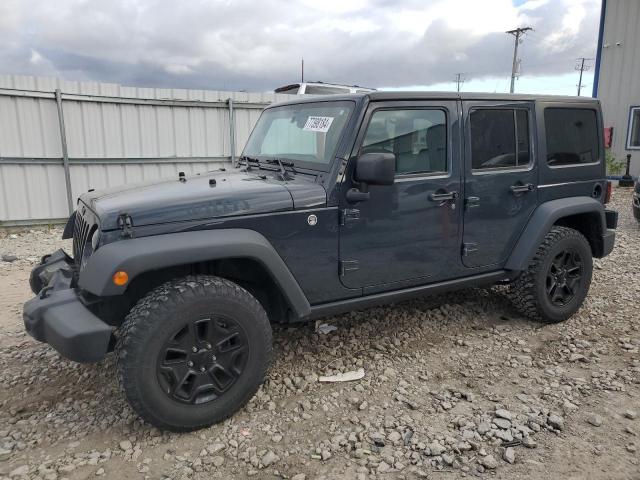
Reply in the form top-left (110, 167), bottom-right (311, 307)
top-left (633, 192), bottom-right (640, 222)
top-left (23, 250), bottom-right (112, 363)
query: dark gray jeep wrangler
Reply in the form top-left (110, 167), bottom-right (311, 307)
top-left (24, 92), bottom-right (617, 431)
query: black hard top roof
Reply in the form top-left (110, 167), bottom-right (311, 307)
top-left (269, 91), bottom-right (599, 108)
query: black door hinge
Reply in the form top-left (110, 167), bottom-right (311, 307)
top-left (465, 196), bottom-right (480, 209)
top-left (340, 208), bottom-right (360, 225)
top-left (339, 260), bottom-right (359, 276)
top-left (117, 213), bottom-right (134, 238)
top-left (462, 242), bottom-right (478, 256)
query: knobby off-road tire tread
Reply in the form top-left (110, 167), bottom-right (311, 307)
top-left (115, 275), bottom-right (272, 431)
top-left (509, 226), bottom-right (591, 323)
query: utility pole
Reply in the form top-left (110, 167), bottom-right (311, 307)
top-left (506, 27), bottom-right (532, 93)
top-left (301, 58), bottom-right (304, 82)
top-left (454, 73), bottom-right (465, 92)
top-left (575, 57), bottom-right (593, 96)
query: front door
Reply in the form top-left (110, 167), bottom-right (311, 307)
top-left (462, 102), bottom-right (538, 268)
top-left (339, 101), bottom-right (462, 291)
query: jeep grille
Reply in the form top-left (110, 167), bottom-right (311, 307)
top-left (72, 209), bottom-right (94, 266)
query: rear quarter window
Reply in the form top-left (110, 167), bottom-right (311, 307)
top-left (544, 108), bottom-right (599, 166)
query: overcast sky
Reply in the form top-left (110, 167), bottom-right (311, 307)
top-left (0, 0), bottom-right (600, 95)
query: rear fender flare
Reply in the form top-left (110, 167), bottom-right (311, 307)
top-left (505, 197), bottom-right (605, 271)
top-left (78, 229), bottom-right (311, 319)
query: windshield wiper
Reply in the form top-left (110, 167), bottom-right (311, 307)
top-left (238, 155), bottom-right (261, 170)
top-left (265, 158), bottom-right (296, 180)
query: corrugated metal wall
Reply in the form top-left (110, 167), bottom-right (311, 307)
top-left (596, 0), bottom-right (640, 176)
top-left (0, 74), bottom-right (291, 225)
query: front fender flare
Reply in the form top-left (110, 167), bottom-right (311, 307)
top-left (78, 229), bottom-right (311, 319)
top-left (505, 197), bottom-right (606, 271)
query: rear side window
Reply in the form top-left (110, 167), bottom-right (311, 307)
top-left (544, 108), bottom-right (599, 166)
top-left (470, 109), bottom-right (530, 170)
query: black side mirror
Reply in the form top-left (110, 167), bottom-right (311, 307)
top-left (355, 152), bottom-right (396, 185)
top-left (346, 152), bottom-right (396, 203)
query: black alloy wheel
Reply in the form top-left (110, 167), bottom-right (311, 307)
top-left (545, 248), bottom-right (583, 307)
top-left (157, 316), bottom-right (249, 405)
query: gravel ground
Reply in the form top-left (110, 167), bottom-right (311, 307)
top-left (0, 189), bottom-right (638, 480)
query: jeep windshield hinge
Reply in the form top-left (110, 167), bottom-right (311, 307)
top-left (340, 208), bottom-right (360, 226)
top-left (117, 213), bottom-right (134, 238)
top-left (339, 260), bottom-right (359, 276)
top-left (462, 242), bottom-right (478, 256)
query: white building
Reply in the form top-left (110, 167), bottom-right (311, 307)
top-left (594, 0), bottom-right (640, 176)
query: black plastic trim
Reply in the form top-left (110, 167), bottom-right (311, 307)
top-left (605, 209), bottom-right (618, 229)
top-left (23, 288), bottom-right (112, 363)
top-left (308, 270), bottom-right (509, 320)
top-left (78, 229), bottom-right (312, 319)
top-left (62, 211), bottom-right (76, 239)
top-left (505, 197), bottom-right (612, 271)
top-left (602, 229), bottom-right (615, 257)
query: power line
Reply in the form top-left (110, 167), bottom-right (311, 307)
top-left (575, 57), bottom-right (593, 96)
top-left (454, 73), bottom-right (465, 92)
top-left (506, 27), bottom-right (533, 93)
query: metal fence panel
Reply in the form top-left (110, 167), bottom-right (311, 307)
top-left (0, 74), bottom-right (293, 225)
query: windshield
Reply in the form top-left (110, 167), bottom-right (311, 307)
top-left (242, 101), bottom-right (354, 170)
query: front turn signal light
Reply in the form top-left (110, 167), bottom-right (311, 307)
top-left (112, 271), bottom-right (129, 286)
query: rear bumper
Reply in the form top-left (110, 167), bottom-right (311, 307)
top-left (601, 209), bottom-right (618, 258)
top-left (23, 250), bottom-right (112, 363)
top-left (633, 192), bottom-right (640, 221)
top-left (601, 229), bottom-right (615, 257)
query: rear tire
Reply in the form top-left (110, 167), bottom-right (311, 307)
top-left (115, 275), bottom-right (272, 431)
top-left (509, 226), bottom-right (593, 323)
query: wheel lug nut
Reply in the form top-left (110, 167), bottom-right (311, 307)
top-left (192, 346), bottom-right (198, 353)
top-left (211, 355), bottom-right (217, 361)
top-left (200, 367), bottom-right (206, 372)
top-left (187, 361), bottom-right (194, 367)
top-left (206, 343), bottom-right (212, 350)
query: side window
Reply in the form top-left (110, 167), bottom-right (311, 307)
top-left (305, 85), bottom-right (350, 94)
top-left (470, 109), bottom-right (530, 170)
top-left (361, 109), bottom-right (447, 175)
top-left (544, 108), bottom-right (599, 166)
top-left (628, 106), bottom-right (640, 149)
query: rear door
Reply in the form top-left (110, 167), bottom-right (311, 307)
top-left (462, 101), bottom-right (538, 268)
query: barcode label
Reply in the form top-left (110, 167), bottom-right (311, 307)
top-left (303, 116), bottom-right (334, 133)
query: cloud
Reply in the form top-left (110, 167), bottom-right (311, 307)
top-left (0, 0), bottom-right (601, 91)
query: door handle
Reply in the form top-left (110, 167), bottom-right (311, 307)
top-left (510, 183), bottom-right (534, 194)
top-left (429, 191), bottom-right (459, 202)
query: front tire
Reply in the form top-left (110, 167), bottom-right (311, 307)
top-left (115, 275), bottom-right (272, 431)
top-left (509, 226), bottom-right (593, 323)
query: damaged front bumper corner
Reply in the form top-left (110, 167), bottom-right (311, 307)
top-left (23, 249), bottom-right (112, 363)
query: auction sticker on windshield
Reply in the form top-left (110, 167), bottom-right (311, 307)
top-left (303, 116), bottom-right (334, 133)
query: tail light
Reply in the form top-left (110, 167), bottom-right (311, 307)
top-left (604, 181), bottom-right (612, 204)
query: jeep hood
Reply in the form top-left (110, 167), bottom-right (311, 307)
top-left (79, 170), bottom-right (326, 231)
